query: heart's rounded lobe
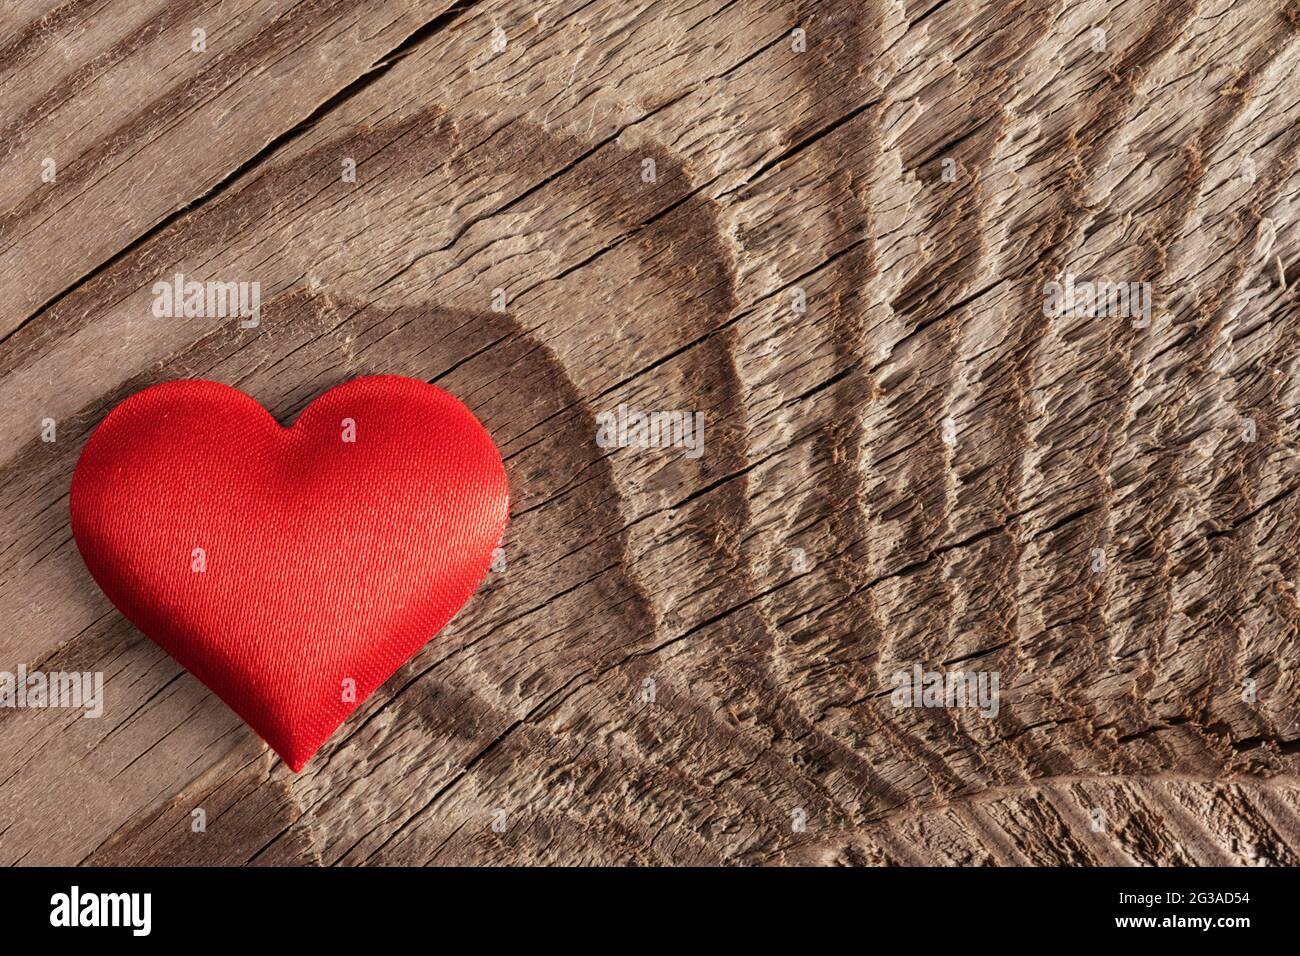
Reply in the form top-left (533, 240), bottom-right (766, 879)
top-left (70, 376), bottom-right (509, 771)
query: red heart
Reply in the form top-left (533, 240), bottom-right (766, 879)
top-left (70, 376), bottom-right (509, 771)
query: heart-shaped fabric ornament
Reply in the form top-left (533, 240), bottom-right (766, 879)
top-left (70, 376), bottom-right (508, 771)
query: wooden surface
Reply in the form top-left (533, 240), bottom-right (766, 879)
top-left (2, 0), bottom-right (1300, 866)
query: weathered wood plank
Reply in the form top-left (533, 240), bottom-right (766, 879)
top-left (0, 0), bottom-right (459, 335)
top-left (2, 0), bottom-right (1300, 865)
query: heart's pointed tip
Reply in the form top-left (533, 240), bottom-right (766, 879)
top-left (272, 741), bottom-right (318, 773)
top-left (282, 752), bottom-right (311, 773)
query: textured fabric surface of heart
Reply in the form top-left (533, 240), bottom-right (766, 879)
top-left (70, 375), bottom-right (509, 771)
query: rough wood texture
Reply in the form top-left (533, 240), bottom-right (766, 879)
top-left (2, 0), bottom-right (1300, 866)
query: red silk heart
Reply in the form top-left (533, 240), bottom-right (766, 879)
top-left (70, 376), bottom-right (508, 772)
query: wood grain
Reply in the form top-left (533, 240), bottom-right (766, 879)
top-left (2, 0), bottom-right (1300, 865)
